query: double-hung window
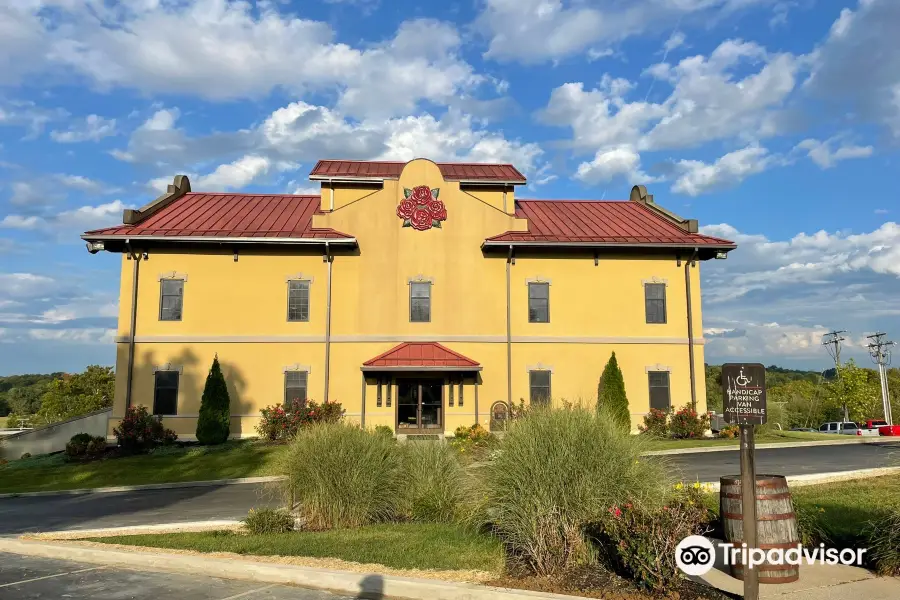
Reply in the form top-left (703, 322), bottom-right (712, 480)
top-left (159, 279), bottom-right (184, 321)
top-left (284, 371), bottom-right (308, 408)
top-left (528, 282), bottom-right (549, 323)
top-left (153, 371), bottom-right (179, 415)
top-left (287, 280), bottom-right (310, 322)
top-left (410, 282), bottom-right (431, 322)
top-left (644, 283), bottom-right (666, 324)
top-left (648, 371), bottom-right (671, 411)
top-left (529, 371), bottom-right (551, 407)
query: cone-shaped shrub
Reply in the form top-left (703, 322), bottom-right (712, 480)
top-left (196, 356), bottom-right (231, 445)
top-left (597, 352), bottom-right (631, 430)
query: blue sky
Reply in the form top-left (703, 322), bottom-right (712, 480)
top-left (1, 0), bottom-right (898, 375)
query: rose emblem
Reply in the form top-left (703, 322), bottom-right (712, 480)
top-left (398, 185), bottom-right (447, 230)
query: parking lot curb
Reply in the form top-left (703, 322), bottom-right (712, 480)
top-left (643, 437), bottom-right (898, 456)
top-left (0, 537), bottom-right (584, 600)
top-left (0, 476), bottom-right (285, 499)
top-left (699, 466), bottom-right (900, 491)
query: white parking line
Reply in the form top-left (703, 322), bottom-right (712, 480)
top-left (219, 584), bottom-right (278, 599)
top-left (0, 565), bottom-right (107, 588)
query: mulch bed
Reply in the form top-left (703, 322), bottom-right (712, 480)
top-left (487, 565), bottom-right (735, 599)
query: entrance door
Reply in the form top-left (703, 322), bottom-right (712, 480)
top-left (397, 379), bottom-right (443, 432)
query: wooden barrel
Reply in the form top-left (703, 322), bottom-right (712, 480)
top-left (720, 474), bottom-right (800, 584)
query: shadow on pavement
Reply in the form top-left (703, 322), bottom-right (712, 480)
top-left (356, 574), bottom-right (384, 599)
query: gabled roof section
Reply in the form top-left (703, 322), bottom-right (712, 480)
top-left (362, 342), bottom-right (482, 371)
top-left (310, 160), bottom-right (526, 184)
top-left (484, 199), bottom-right (736, 251)
top-left (83, 192), bottom-right (356, 245)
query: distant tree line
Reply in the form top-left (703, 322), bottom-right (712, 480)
top-left (706, 362), bottom-right (900, 428)
top-left (0, 366), bottom-right (115, 427)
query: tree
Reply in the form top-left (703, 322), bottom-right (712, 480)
top-left (705, 364), bottom-right (723, 412)
top-left (597, 352), bottom-right (631, 430)
top-left (827, 360), bottom-right (882, 422)
top-left (36, 366), bottom-right (115, 424)
top-left (7, 385), bottom-right (45, 416)
top-left (196, 355), bottom-right (231, 445)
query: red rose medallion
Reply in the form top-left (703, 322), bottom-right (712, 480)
top-left (397, 185), bottom-right (447, 231)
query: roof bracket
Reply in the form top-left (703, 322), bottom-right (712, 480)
top-left (594, 252), bottom-right (599, 266)
top-left (233, 250), bottom-right (239, 263)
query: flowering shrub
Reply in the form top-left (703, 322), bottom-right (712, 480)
top-left (719, 424), bottom-right (740, 439)
top-left (638, 408), bottom-right (670, 438)
top-left (255, 399), bottom-right (344, 441)
top-left (448, 423), bottom-right (494, 459)
top-left (598, 483), bottom-right (714, 591)
top-left (113, 406), bottom-right (177, 453)
top-left (668, 405), bottom-right (710, 439)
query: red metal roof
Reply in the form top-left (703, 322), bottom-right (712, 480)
top-left (484, 200), bottom-right (735, 247)
top-left (310, 160), bottom-right (526, 183)
top-left (83, 193), bottom-right (354, 241)
top-left (362, 342), bottom-right (481, 370)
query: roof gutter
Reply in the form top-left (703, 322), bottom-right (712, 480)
top-left (482, 240), bottom-right (736, 250)
top-left (80, 234), bottom-right (358, 246)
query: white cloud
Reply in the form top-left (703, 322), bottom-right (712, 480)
top-left (50, 114), bottom-right (116, 143)
top-left (475, 0), bottom-right (771, 63)
top-left (0, 200), bottom-right (125, 238)
top-left (701, 219), bottom-right (900, 364)
top-left (805, 0), bottom-right (900, 138)
top-left (55, 174), bottom-right (108, 194)
top-left (0, 99), bottom-right (68, 138)
top-left (8, 181), bottom-right (55, 207)
top-left (794, 136), bottom-right (873, 169)
top-left (574, 146), bottom-right (657, 185)
top-left (195, 155), bottom-right (270, 190)
top-left (0, 273), bottom-right (56, 298)
top-left (671, 146), bottom-right (775, 195)
top-left (26, 328), bottom-right (116, 344)
top-left (6, 4), bottom-right (492, 120)
top-left (663, 31), bottom-right (686, 54)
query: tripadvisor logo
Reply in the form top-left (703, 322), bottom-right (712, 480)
top-left (676, 536), bottom-right (868, 576)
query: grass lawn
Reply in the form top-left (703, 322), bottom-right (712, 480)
top-left (705, 476), bottom-right (900, 544)
top-left (644, 430), bottom-right (844, 450)
top-left (92, 523), bottom-right (504, 573)
top-left (0, 441), bottom-right (287, 494)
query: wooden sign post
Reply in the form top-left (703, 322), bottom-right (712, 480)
top-left (722, 363), bottom-right (767, 600)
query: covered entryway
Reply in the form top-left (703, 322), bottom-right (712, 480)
top-left (361, 342), bottom-right (482, 434)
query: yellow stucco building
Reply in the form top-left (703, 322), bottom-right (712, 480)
top-left (83, 158), bottom-right (735, 439)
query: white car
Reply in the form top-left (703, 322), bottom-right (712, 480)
top-left (819, 421), bottom-right (864, 435)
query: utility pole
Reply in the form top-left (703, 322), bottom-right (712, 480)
top-left (867, 333), bottom-right (895, 426)
top-left (823, 331), bottom-right (848, 422)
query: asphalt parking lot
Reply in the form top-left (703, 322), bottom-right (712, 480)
top-left (0, 552), bottom-right (364, 599)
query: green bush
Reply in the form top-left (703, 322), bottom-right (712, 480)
top-left (866, 509), bottom-right (900, 576)
top-left (637, 408), bottom-right (669, 438)
top-left (668, 405), bottom-right (709, 439)
top-left (597, 352), bottom-right (631, 430)
top-left (374, 425), bottom-right (395, 439)
top-left (795, 503), bottom-right (832, 547)
top-left (471, 405), bottom-right (671, 576)
top-left (278, 422), bottom-right (403, 529)
top-left (196, 356), bottom-right (231, 445)
top-left (597, 484), bottom-right (714, 591)
top-left (243, 508), bottom-right (295, 534)
top-left (400, 442), bottom-right (465, 523)
top-left (65, 433), bottom-right (106, 459)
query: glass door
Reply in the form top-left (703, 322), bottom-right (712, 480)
top-left (396, 379), bottom-right (444, 432)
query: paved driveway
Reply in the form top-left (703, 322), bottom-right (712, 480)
top-left (0, 552), bottom-right (358, 599)
top-left (0, 442), bottom-right (897, 535)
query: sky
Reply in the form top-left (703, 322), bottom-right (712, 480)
top-left (0, 0), bottom-right (898, 375)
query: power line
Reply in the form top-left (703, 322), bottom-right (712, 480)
top-left (867, 332), bottom-right (895, 426)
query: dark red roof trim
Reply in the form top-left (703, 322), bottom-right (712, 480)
top-left (362, 342), bottom-right (481, 370)
top-left (310, 160), bottom-right (526, 183)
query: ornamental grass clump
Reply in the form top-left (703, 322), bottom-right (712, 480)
top-left (470, 405), bottom-right (673, 576)
top-left (866, 508), bottom-right (900, 576)
top-left (279, 422), bottom-right (403, 530)
top-left (399, 441), bottom-right (465, 523)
